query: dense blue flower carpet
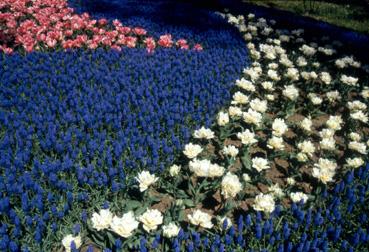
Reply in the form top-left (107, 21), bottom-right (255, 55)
top-left (0, 0), bottom-right (247, 251)
top-left (1, 0), bottom-right (369, 251)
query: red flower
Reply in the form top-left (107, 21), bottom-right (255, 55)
top-left (119, 26), bottom-right (132, 35)
top-left (0, 0), bottom-right (202, 53)
top-left (126, 36), bottom-right (137, 48)
top-left (193, 43), bottom-right (203, 51)
top-left (133, 27), bottom-right (147, 36)
top-left (113, 19), bottom-right (122, 27)
top-left (98, 18), bottom-right (108, 26)
top-left (158, 34), bottom-right (173, 48)
top-left (144, 37), bottom-right (156, 53)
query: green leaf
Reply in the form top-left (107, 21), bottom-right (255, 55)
top-left (241, 151), bottom-right (252, 171)
top-left (176, 189), bottom-right (188, 198)
top-left (135, 206), bottom-right (148, 216)
top-left (125, 200), bottom-right (142, 210)
top-left (106, 231), bottom-right (116, 247)
top-left (183, 199), bottom-right (195, 208)
top-left (149, 196), bottom-right (161, 203)
top-left (177, 210), bottom-right (185, 222)
top-left (90, 232), bottom-right (105, 248)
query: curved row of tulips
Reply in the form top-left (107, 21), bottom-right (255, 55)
top-left (0, 0), bottom-right (202, 54)
top-left (60, 11), bottom-right (369, 252)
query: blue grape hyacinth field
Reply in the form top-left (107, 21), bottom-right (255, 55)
top-left (1, 0), bottom-right (369, 251)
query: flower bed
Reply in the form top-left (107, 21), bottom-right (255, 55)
top-left (1, 1), bottom-right (369, 251)
top-left (59, 10), bottom-right (369, 252)
top-left (0, 1), bottom-right (249, 251)
top-left (0, 0), bottom-right (204, 53)
top-left (85, 167), bottom-right (369, 251)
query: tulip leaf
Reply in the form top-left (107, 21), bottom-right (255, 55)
top-left (125, 200), bottom-right (142, 210)
top-left (183, 199), bottom-right (195, 207)
top-left (241, 152), bottom-right (252, 171)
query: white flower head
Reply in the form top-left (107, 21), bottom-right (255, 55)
top-left (272, 118), bottom-right (288, 137)
top-left (193, 127), bottom-right (215, 140)
top-left (232, 91), bottom-right (249, 105)
top-left (253, 193), bottom-right (275, 213)
top-left (228, 106), bottom-right (243, 118)
top-left (326, 90), bottom-right (341, 102)
top-left (189, 159), bottom-right (224, 178)
top-left (237, 129), bottom-right (258, 145)
top-left (268, 184), bottom-right (285, 198)
top-left (308, 93), bottom-right (322, 105)
top-left (349, 132), bottom-right (361, 141)
top-left (326, 115), bottom-right (343, 131)
top-left (243, 173), bottom-right (251, 182)
top-left (312, 166), bottom-right (335, 184)
top-left (91, 209), bottom-right (113, 231)
top-left (244, 33), bottom-right (253, 41)
top-left (296, 56), bottom-right (307, 67)
top-left (282, 85), bottom-right (299, 100)
top-left (267, 63), bottom-right (278, 70)
top-left (319, 72), bottom-right (332, 85)
top-left (169, 165), bottom-right (181, 177)
top-left (261, 81), bottom-right (275, 91)
top-left (286, 177), bottom-right (296, 186)
top-left (335, 59), bottom-right (346, 68)
top-left (236, 78), bottom-right (256, 92)
top-left (285, 68), bottom-right (300, 81)
top-left (243, 67), bottom-right (262, 81)
top-left (188, 210), bottom-right (213, 229)
top-left (350, 111), bottom-right (368, 123)
top-left (243, 108), bottom-right (263, 126)
top-left (252, 157), bottom-right (270, 172)
top-left (265, 94), bottom-right (275, 101)
top-left (347, 101), bottom-right (367, 111)
top-left (296, 152), bottom-right (308, 162)
top-left (346, 157), bottom-right (364, 168)
top-left (217, 111), bottom-right (230, 126)
top-left (221, 172), bottom-right (243, 199)
top-left (299, 44), bottom-right (316, 56)
top-left (183, 143), bottom-right (203, 159)
top-left (299, 117), bottom-right (313, 132)
top-left (222, 145), bottom-right (239, 157)
top-left (110, 211), bottom-right (139, 238)
top-left (320, 137), bottom-right (336, 150)
top-left (348, 141), bottom-right (367, 154)
top-left (297, 140), bottom-right (315, 157)
top-left (62, 235), bottom-right (82, 252)
top-left (319, 128), bottom-right (335, 139)
top-left (250, 98), bottom-right (268, 113)
top-left (139, 209), bottom-right (163, 232)
top-left (318, 47), bottom-right (335, 56)
top-left (341, 74), bottom-right (358, 86)
top-left (313, 62), bottom-right (321, 68)
top-left (361, 87), bottom-right (369, 99)
top-left (267, 136), bottom-right (285, 150)
top-left (135, 171), bottom-right (158, 192)
top-left (280, 55), bottom-right (294, 67)
top-left (267, 69), bottom-right (281, 81)
top-left (315, 158), bottom-right (337, 171)
top-left (290, 192), bottom-right (309, 203)
top-left (162, 222), bottom-right (180, 238)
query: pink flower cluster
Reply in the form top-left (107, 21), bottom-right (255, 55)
top-left (0, 0), bottom-right (203, 54)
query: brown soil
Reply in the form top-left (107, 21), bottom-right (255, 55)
top-left (151, 194), bottom-right (174, 213)
top-left (312, 114), bottom-right (329, 128)
top-left (224, 139), bottom-right (243, 148)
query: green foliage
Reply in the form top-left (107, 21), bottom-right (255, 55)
top-left (246, 0), bottom-right (369, 34)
